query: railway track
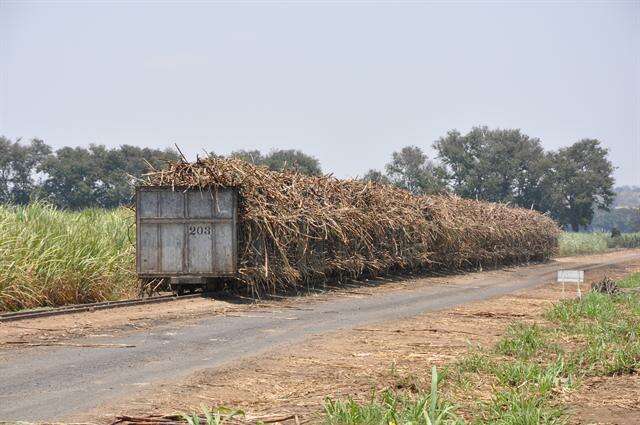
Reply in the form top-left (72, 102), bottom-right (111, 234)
top-left (0, 293), bottom-right (204, 323)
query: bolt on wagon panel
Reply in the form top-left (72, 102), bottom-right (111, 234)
top-left (136, 187), bottom-right (238, 277)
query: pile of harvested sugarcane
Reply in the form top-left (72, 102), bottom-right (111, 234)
top-left (591, 276), bottom-right (621, 295)
top-left (142, 157), bottom-right (559, 294)
top-left (112, 412), bottom-right (299, 425)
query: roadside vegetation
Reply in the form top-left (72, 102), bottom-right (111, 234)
top-left (322, 273), bottom-right (640, 424)
top-left (0, 202), bottom-right (136, 311)
top-left (558, 232), bottom-right (640, 256)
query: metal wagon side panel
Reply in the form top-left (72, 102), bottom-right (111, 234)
top-left (136, 187), bottom-right (237, 278)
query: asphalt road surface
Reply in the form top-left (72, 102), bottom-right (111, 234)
top-left (1, 251), bottom-right (639, 421)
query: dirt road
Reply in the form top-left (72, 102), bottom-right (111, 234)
top-left (1, 250), bottom-right (639, 422)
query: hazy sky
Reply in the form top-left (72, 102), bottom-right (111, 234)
top-left (1, 1), bottom-right (639, 185)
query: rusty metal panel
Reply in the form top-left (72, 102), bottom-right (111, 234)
top-left (213, 221), bottom-right (235, 273)
top-left (187, 222), bottom-right (214, 272)
top-left (187, 191), bottom-right (213, 219)
top-left (136, 187), bottom-right (237, 278)
top-left (138, 191), bottom-right (158, 218)
top-left (139, 223), bottom-right (159, 273)
top-left (214, 190), bottom-right (234, 218)
top-left (160, 223), bottom-right (184, 272)
top-left (159, 191), bottom-right (184, 218)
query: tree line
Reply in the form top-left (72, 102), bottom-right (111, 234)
top-left (0, 137), bottom-right (323, 209)
top-left (0, 126), bottom-right (625, 231)
top-left (363, 126), bottom-right (616, 231)
top-left (0, 138), bottom-right (179, 209)
top-left (587, 187), bottom-right (640, 233)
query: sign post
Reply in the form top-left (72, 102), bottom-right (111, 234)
top-left (557, 270), bottom-right (585, 298)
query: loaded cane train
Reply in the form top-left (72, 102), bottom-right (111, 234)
top-left (136, 187), bottom-right (238, 295)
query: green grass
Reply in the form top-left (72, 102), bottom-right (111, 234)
top-left (495, 324), bottom-right (548, 359)
top-left (618, 272), bottom-right (640, 289)
top-left (479, 274), bottom-right (640, 423)
top-left (485, 387), bottom-right (565, 425)
top-left (454, 352), bottom-right (493, 374)
top-left (324, 367), bottom-right (461, 425)
top-left (606, 233), bottom-right (640, 249)
top-left (0, 202), bottom-right (137, 311)
top-left (558, 232), bottom-right (640, 256)
top-left (544, 280), bottom-right (640, 376)
top-left (322, 272), bottom-right (640, 424)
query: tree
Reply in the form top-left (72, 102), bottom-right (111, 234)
top-left (229, 149), bottom-right (264, 165)
top-left (590, 207), bottom-right (640, 233)
top-left (612, 186), bottom-right (640, 208)
top-left (38, 146), bottom-right (98, 209)
top-left (434, 127), bottom-right (548, 208)
top-left (39, 144), bottom-right (179, 209)
top-left (229, 149), bottom-right (322, 176)
top-left (263, 149), bottom-right (322, 176)
top-left (361, 169), bottom-right (390, 185)
top-left (384, 146), bottom-right (446, 195)
top-left (545, 139), bottom-right (615, 231)
top-left (90, 144), bottom-right (179, 208)
top-left (0, 137), bottom-right (52, 204)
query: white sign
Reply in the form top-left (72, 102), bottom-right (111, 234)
top-left (557, 270), bottom-right (584, 283)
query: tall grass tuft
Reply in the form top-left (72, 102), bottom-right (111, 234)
top-left (323, 366), bottom-right (460, 425)
top-left (0, 202), bottom-right (137, 311)
top-left (558, 232), bottom-right (640, 256)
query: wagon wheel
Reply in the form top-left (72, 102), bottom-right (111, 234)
top-left (138, 278), bottom-right (166, 297)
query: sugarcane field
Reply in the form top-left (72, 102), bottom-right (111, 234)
top-left (1, 2), bottom-right (640, 425)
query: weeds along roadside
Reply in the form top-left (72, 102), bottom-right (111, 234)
top-left (0, 202), bottom-right (137, 311)
top-left (320, 272), bottom-right (640, 425)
